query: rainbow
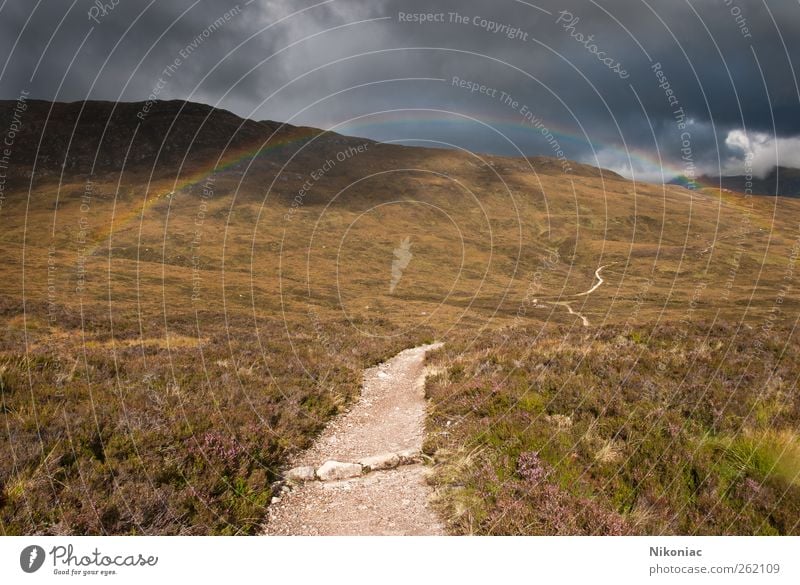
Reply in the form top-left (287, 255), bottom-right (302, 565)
top-left (85, 125), bottom-right (319, 256)
top-left (333, 109), bottom-right (706, 184)
top-left (85, 110), bottom-right (749, 258)
top-left (333, 111), bottom-right (774, 234)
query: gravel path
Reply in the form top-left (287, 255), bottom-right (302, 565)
top-left (263, 343), bottom-right (445, 535)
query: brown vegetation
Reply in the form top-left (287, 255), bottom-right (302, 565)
top-left (2, 99), bottom-right (799, 534)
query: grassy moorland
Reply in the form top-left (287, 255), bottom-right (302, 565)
top-left (424, 323), bottom-right (800, 535)
top-left (0, 304), bottom-right (427, 534)
top-left (1, 99), bottom-right (799, 534)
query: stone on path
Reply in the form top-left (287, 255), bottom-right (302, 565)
top-left (358, 452), bottom-right (400, 471)
top-left (397, 449), bottom-right (421, 464)
top-left (316, 460), bottom-right (363, 481)
top-left (285, 466), bottom-right (317, 482)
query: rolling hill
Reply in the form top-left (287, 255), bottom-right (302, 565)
top-left (1, 99), bottom-right (798, 535)
top-left (700, 166), bottom-right (800, 198)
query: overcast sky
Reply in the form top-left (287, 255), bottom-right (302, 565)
top-left (1, 0), bottom-right (799, 180)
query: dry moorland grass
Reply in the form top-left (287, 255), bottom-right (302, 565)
top-left (423, 323), bottom-right (800, 535)
top-left (2, 100), bottom-right (799, 534)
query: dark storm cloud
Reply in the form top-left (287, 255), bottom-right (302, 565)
top-left (1, 0), bottom-right (799, 179)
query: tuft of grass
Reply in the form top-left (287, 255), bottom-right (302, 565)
top-left (707, 430), bottom-right (800, 488)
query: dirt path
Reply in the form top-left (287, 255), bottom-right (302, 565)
top-left (574, 264), bottom-right (611, 297)
top-left (552, 300), bottom-right (590, 327)
top-left (263, 343), bottom-right (445, 535)
top-left (536, 263), bottom-right (615, 327)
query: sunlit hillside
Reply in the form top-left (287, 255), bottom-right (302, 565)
top-left (1, 100), bottom-right (798, 534)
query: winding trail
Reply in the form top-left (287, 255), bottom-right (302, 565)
top-left (263, 343), bottom-right (444, 535)
top-left (574, 264), bottom-right (611, 297)
top-left (536, 263), bottom-right (615, 327)
top-left (552, 300), bottom-right (590, 327)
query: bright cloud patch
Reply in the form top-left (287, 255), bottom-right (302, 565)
top-left (724, 130), bottom-right (800, 178)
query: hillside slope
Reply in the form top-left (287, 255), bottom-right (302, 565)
top-left (1, 100), bottom-right (799, 534)
top-left (695, 166), bottom-right (800, 198)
